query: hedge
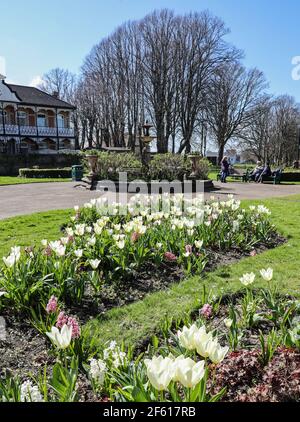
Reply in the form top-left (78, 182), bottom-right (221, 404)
top-left (19, 168), bottom-right (72, 179)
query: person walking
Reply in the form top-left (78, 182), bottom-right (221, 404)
top-left (220, 156), bottom-right (230, 183)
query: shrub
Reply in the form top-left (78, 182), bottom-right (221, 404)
top-left (147, 153), bottom-right (191, 181)
top-left (85, 152), bottom-right (142, 181)
top-left (19, 168), bottom-right (71, 179)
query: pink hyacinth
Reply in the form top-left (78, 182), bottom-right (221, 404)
top-left (200, 304), bottom-right (213, 319)
top-left (46, 296), bottom-right (58, 314)
top-left (164, 251), bottom-right (177, 262)
top-left (185, 244), bottom-right (193, 254)
top-left (67, 317), bottom-right (81, 339)
top-left (56, 311), bottom-right (68, 328)
top-left (131, 231), bottom-right (141, 243)
top-left (56, 312), bottom-right (81, 338)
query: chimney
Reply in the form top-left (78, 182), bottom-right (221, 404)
top-left (52, 91), bottom-right (59, 99)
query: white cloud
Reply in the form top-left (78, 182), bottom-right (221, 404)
top-left (29, 75), bottom-right (44, 87)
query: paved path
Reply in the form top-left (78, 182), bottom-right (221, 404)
top-left (0, 181), bottom-right (300, 220)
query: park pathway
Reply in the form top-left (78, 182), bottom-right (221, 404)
top-left (0, 181), bottom-right (300, 220)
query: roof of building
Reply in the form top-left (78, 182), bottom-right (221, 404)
top-left (6, 83), bottom-right (75, 109)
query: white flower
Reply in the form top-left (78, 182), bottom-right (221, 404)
top-left (20, 380), bottom-right (43, 402)
top-left (172, 356), bottom-right (205, 388)
top-left (88, 236), bottom-right (96, 246)
top-left (177, 324), bottom-right (200, 350)
top-left (55, 245), bottom-right (66, 257)
top-left (224, 318), bottom-right (233, 328)
top-left (74, 224), bottom-right (85, 236)
top-left (112, 350), bottom-right (127, 368)
top-left (3, 254), bottom-right (18, 268)
top-left (206, 340), bottom-right (229, 364)
top-left (60, 237), bottom-right (69, 245)
top-left (74, 205), bottom-right (79, 212)
top-left (46, 325), bottom-right (72, 349)
top-left (90, 259), bottom-right (100, 270)
top-left (156, 243), bottom-right (163, 249)
top-left (41, 239), bottom-right (48, 247)
top-left (144, 355), bottom-right (174, 391)
top-left (257, 205), bottom-right (271, 215)
top-left (194, 240), bottom-right (203, 249)
top-left (260, 268), bottom-right (273, 282)
top-left (10, 246), bottom-right (21, 258)
top-left (116, 240), bottom-right (125, 249)
top-left (89, 358), bottom-right (107, 386)
top-left (74, 249), bottom-right (83, 258)
top-left (240, 272), bottom-right (256, 286)
top-left (66, 228), bottom-right (74, 237)
top-left (0, 291), bottom-right (7, 297)
top-left (177, 324), bottom-right (213, 357)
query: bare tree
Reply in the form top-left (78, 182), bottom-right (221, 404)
top-left (206, 61), bottom-right (267, 164)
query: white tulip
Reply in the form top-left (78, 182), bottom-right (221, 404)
top-left (116, 240), bottom-right (125, 249)
top-left (206, 340), bottom-right (229, 364)
top-left (173, 356), bottom-right (205, 388)
top-left (60, 237), bottom-right (69, 245)
top-left (46, 325), bottom-right (72, 349)
top-left (41, 239), bottom-right (48, 247)
top-left (3, 255), bottom-right (16, 268)
top-left (90, 259), bottom-right (100, 270)
top-left (65, 228), bottom-right (74, 237)
top-left (224, 318), bottom-right (233, 328)
top-left (194, 240), bottom-right (203, 249)
top-left (144, 355), bottom-right (174, 391)
top-left (177, 324), bottom-right (199, 350)
top-left (88, 236), bottom-right (96, 246)
top-left (75, 224), bottom-right (85, 236)
top-left (240, 272), bottom-right (256, 286)
top-left (260, 268), bottom-right (273, 282)
top-left (74, 249), bottom-right (83, 258)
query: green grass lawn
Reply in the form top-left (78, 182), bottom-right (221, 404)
top-left (0, 209), bottom-right (72, 257)
top-left (84, 194), bottom-right (300, 347)
top-left (0, 177), bottom-right (71, 186)
top-left (1, 195), bottom-right (300, 348)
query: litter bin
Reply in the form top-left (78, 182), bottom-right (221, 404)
top-left (71, 165), bottom-right (83, 181)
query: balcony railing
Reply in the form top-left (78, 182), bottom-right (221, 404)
top-left (0, 125), bottom-right (74, 137)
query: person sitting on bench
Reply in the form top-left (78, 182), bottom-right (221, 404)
top-left (249, 161), bottom-right (263, 181)
top-left (257, 162), bottom-right (272, 183)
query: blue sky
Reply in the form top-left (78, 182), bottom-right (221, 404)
top-left (0, 0), bottom-right (299, 100)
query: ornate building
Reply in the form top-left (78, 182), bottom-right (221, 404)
top-left (0, 74), bottom-right (75, 154)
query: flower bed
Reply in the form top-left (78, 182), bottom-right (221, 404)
top-left (0, 195), bottom-right (279, 316)
top-left (1, 268), bottom-right (300, 402)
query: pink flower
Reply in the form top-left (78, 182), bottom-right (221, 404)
top-left (67, 317), bottom-right (81, 339)
top-left (250, 250), bottom-right (257, 256)
top-left (185, 244), bottom-right (193, 254)
top-left (56, 312), bottom-right (80, 338)
top-left (43, 246), bottom-right (52, 257)
top-left (200, 304), bottom-right (213, 319)
top-left (56, 311), bottom-right (68, 328)
top-left (131, 232), bottom-right (141, 243)
top-left (46, 296), bottom-right (58, 314)
top-left (164, 251), bottom-right (177, 262)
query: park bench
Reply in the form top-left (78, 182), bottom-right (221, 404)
top-left (260, 169), bottom-right (283, 185)
top-left (217, 168), bottom-right (249, 183)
